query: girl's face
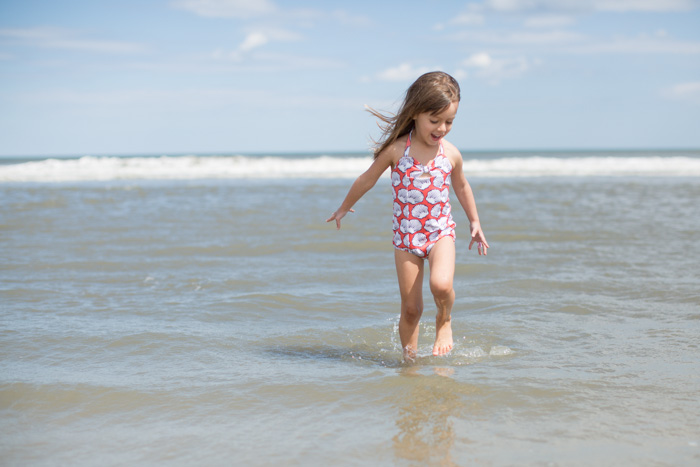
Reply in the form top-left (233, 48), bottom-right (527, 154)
top-left (413, 101), bottom-right (459, 146)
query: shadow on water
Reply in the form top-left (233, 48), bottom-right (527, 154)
top-left (264, 340), bottom-right (514, 370)
top-left (261, 319), bottom-right (515, 372)
top-left (263, 343), bottom-right (405, 368)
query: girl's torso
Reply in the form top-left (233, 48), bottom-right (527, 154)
top-left (390, 132), bottom-right (456, 258)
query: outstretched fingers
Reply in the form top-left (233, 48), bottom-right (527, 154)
top-left (468, 226), bottom-right (489, 255)
top-left (325, 212), bottom-right (341, 229)
top-left (326, 209), bottom-right (354, 230)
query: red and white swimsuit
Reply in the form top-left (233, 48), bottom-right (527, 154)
top-left (392, 132), bottom-right (456, 258)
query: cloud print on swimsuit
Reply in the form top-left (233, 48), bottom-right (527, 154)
top-left (425, 189), bottom-right (443, 205)
top-left (424, 219), bottom-right (441, 233)
top-left (411, 205), bottom-right (430, 219)
top-left (431, 172), bottom-right (445, 189)
top-left (407, 190), bottom-right (425, 204)
top-left (412, 233), bottom-right (428, 247)
top-left (397, 189), bottom-right (423, 204)
top-left (398, 158), bottom-right (415, 173)
top-left (400, 219), bottom-right (423, 235)
top-left (413, 177), bottom-right (432, 190)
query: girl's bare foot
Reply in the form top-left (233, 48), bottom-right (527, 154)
top-left (433, 318), bottom-right (453, 356)
top-left (403, 345), bottom-right (417, 363)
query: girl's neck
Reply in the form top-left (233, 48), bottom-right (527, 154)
top-left (409, 134), bottom-right (442, 164)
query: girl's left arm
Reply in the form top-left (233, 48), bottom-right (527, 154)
top-left (449, 148), bottom-right (489, 255)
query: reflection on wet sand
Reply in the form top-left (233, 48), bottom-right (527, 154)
top-left (392, 366), bottom-right (481, 466)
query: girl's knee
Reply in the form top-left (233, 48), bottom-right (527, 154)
top-left (401, 302), bottom-right (423, 324)
top-left (430, 278), bottom-right (453, 299)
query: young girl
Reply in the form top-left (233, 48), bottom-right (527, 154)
top-left (327, 71), bottom-right (489, 362)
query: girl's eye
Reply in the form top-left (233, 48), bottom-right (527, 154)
top-left (430, 120), bottom-right (438, 124)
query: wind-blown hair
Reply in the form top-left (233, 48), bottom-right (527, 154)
top-left (367, 71), bottom-right (461, 159)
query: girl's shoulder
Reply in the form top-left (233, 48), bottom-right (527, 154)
top-left (378, 135), bottom-right (409, 165)
top-left (441, 138), bottom-right (463, 168)
top-left (392, 134), bottom-right (409, 152)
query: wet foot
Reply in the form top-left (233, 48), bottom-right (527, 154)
top-left (403, 345), bottom-right (417, 363)
top-left (432, 318), bottom-right (453, 356)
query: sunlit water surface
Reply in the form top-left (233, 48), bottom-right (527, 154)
top-left (1, 153), bottom-right (699, 466)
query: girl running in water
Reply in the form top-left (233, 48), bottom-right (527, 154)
top-left (327, 71), bottom-right (489, 362)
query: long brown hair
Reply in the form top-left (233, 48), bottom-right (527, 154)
top-left (367, 71), bottom-right (461, 159)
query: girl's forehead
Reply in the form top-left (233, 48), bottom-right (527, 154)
top-left (429, 101), bottom-right (459, 118)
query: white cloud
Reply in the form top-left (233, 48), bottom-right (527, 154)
top-left (482, 0), bottom-right (697, 12)
top-left (595, 0), bottom-right (697, 12)
top-left (449, 29), bottom-right (584, 45)
top-left (569, 34), bottom-right (700, 54)
top-left (171, 0), bottom-right (276, 18)
top-left (376, 63), bottom-right (433, 82)
top-left (20, 87), bottom-right (362, 112)
top-left (663, 82), bottom-right (700, 103)
top-left (451, 12), bottom-right (485, 25)
top-left (451, 70), bottom-right (469, 81)
top-left (447, 28), bottom-right (700, 55)
top-left (207, 48), bottom-right (345, 71)
top-left (463, 52), bottom-right (493, 68)
top-left (523, 14), bottom-right (576, 28)
top-left (249, 52), bottom-right (346, 70)
top-left (504, 30), bottom-right (583, 44)
top-left (483, 0), bottom-right (589, 13)
top-left (212, 28), bottom-right (301, 61)
top-left (0, 27), bottom-right (147, 54)
top-left (457, 52), bottom-right (534, 84)
top-left (239, 32), bottom-right (268, 52)
top-left (331, 10), bottom-right (372, 27)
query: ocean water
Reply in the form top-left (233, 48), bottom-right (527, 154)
top-left (1, 151), bottom-right (699, 466)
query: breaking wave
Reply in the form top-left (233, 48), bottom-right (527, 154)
top-left (2, 153), bottom-right (700, 182)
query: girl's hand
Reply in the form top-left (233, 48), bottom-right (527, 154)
top-left (468, 222), bottom-right (489, 255)
top-left (326, 208), bottom-right (354, 230)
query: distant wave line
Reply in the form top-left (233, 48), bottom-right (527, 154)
top-left (1, 154), bottom-right (700, 182)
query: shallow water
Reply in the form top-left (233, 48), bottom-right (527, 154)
top-left (2, 157), bottom-right (700, 465)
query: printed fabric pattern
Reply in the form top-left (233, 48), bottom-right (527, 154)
top-left (391, 133), bottom-right (456, 258)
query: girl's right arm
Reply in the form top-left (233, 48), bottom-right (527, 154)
top-left (326, 147), bottom-right (395, 229)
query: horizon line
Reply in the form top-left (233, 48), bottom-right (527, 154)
top-left (1, 146), bottom-right (700, 160)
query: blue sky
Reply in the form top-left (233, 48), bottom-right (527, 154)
top-left (1, 0), bottom-right (699, 156)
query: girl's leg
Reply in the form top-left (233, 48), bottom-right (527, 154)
top-left (428, 237), bottom-right (456, 356)
top-left (394, 248), bottom-right (425, 362)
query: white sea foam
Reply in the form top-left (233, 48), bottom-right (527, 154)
top-left (0, 155), bottom-right (370, 182)
top-left (1, 154), bottom-right (699, 182)
top-left (459, 346), bottom-right (488, 358)
top-left (489, 346), bottom-right (514, 356)
top-left (464, 156), bottom-right (700, 177)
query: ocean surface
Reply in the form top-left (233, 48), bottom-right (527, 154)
top-left (1, 150), bottom-right (699, 466)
